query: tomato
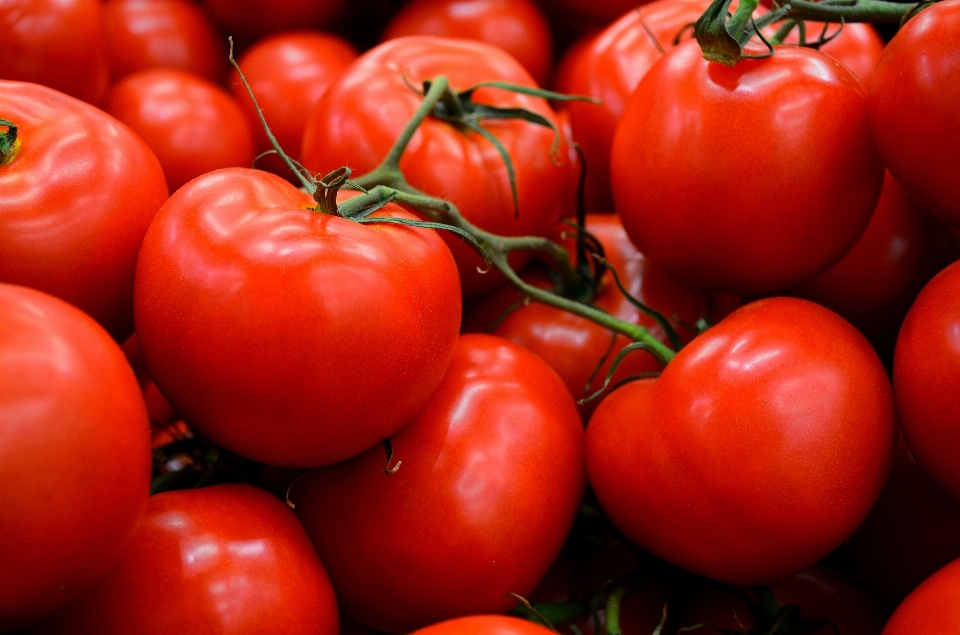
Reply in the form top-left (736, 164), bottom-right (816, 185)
top-left (788, 22), bottom-right (884, 85)
top-left (611, 41), bottom-right (884, 295)
top-left (0, 284), bottom-right (151, 632)
top-left (410, 616), bottom-right (558, 635)
top-left (0, 81), bottom-right (168, 341)
top-left (893, 259), bottom-right (960, 504)
top-left (868, 0), bottom-right (960, 227)
top-left (103, 0), bottom-right (229, 84)
top-left (29, 484), bottom-right (339, 635)
top-left (545, 0), bottom-right (654, 23)
top-left (202, 0), bottom-right (345, 40)
top-left (106, 68), bottom-right (256, 193)
top-left (586, 297), bottom-right (896, 585)
top-left (291, 334), bottom-right (586, 633)
top-left (0, 0), bottom-right (110, 105)
top-left (301, 36), bottom-right (577, 298)
top-left (229, 30), bottom-right (357, 180)
top-left (882, 556), bottom-right (960, 634)
top-left (134, 168), bottom-right (462, 467)
top-left (382, 0), bottom-right (555, 87)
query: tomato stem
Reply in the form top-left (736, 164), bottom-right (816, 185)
top-left (604, 586), bottom-right (629, 635)
top-left (0, 118), bottom-right (19, 165)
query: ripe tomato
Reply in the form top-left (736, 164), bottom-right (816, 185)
top-left (869, 0), bottom-right (960, 227)
top-left (785, 22), bottom-right (884, 84)
top-left (106, 68), bottom-right (256, 193)
top-left (611, 41), bottom-right (883, 295)
top-left (291, 334), bottom-right (586, 633)
top-left (0, 284), bottom-right (151, 632)
top-left (29, 484), bottom-right (339, 635)
top-left (229, 30), bottom-right (357, 180)
top-left (410, 616), bottom-right (558, 635)
top-left (893, 259), bottom-right (960, 503)
top-left (882, 556), bottom-right (960, 634)
top-left (134, 168), bottom-right (462, 467)
top-left (586, 297), bottom-right (896, 585)
top-left (382, 0), bottom-right (555, 87)
top-left (103, 0), bottom-right (229, 84)
top-left (0, 80), bottom-right (168, 341)
top-left (301, 36), bottom-right (578, 298)
top-left (0, 0), bottom-right (110, 105)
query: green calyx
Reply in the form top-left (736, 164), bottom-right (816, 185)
top-left (0, 119), bottom-right (19, 165)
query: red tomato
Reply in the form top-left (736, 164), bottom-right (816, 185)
top-left (882, 556), bottom-right (960, 634)
top-left (893, 259), bottom-right (960, 503)
top-left (301, 36), bottom-right (578, 298)
top-left (786, 22), bottom-right (884, 85)
top-left (586, 297), bottom-right (896, 585)
top-left (0, 81), bottom-right (168, 341)
top-left (134, 168), bottom-right (462, 467)
top-left (869, 0), bottom-right (960, 226)
top-left (202, 0), bottom-right (345, 40)
top-left (106, 68), bottom-right (256, 193)
top-left (0, 284), bottom-right (151, 632)
top-left (103, 0), bottom-right (229, 84)
top-left (229, 30), bottom-right (357, 180)
top-left (382, 0), bottom-right (554, 87)
top-left (0, 0), bottom-right (110, 105)
top-left (611, 41), bottom-right (884, 295)
top-left (291, 334), bottom-right (586, 633)
top-left (29, 484), bottom-right (339, 635)
top-left (411, 616), bottom-right (558, 635)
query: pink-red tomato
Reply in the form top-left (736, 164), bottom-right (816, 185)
top-left (882, 556), bottom-right (960, 634)
top-left (0, 284), bottom-right (151, 632)
top-left (869, 0), bottom-right (960, 226)
top-left (586, 297), bottom-right (896, 585)
top-left (134, 168), bottom-right (462, 467)
top-left (202, 0), bottom-right (345, 40)
top-left (301, 36), bottom-right (578, 298)
top-left (611, 41), bottom-right (883, 295)
top-left (291, 334), bottom-right (586, 634)
top-left (103, 0), bottom-right (229, 84)
top-left (229, 30), bottom-right (357, 180)
top-left (410, 616), bottom-right (559, 635)
top-left (28, 484), bottom-right (339, 635)
top-left (106, 68), bottom-right (256, 193)
top-left (382, 0), bottom-right (554, 87)
top-left (0, 80), bottom-right (168, 341)
top-left (0, 0), bottom-right (110, 105)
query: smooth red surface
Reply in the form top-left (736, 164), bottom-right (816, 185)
top-left (29, 485), bottom-right (339, 635)
top-left (883, 557), bottom-right (960, 634)
top-left (0, 80), bottom-right (168, 340)
top-left (586, 297), bottom-right (896, 584)
top-left (611, 42), bottom-right (883, 295)
top-left (411, 615), bottom-right (559, 635)
top-left (134, 168), bottom-right (462, 467)
top-left (107, 68), bottom-right (255, 193)
top-left (292, 334), bottom-right (586, 633)
top-left (0, 284), bottom-right (150, 632)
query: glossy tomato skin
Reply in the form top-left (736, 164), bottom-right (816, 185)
top-left (107, 68), bottom-right (256, 193)
top-left (586, 297), bottom-right (896, 585)
top-left (869, 0), bottom-right (960, 226)
top-left (806, 22), bottom-right (884, 84)
top-left (612, 42), bottom-right (883, 295)
top-left (28, 484), bottom-right (339, 635)
top-left (134, 168), bottom-right (462, 467)
top-left (382, 0), bottom-right (554, 87)
top-left (291, 334), bottom-right (586, 633)
top-left (0, 284), bottom-right (151, 632)
top-left (229, 30), bottom-right (357, 180)
top-left (893, 260), bottom-right (960, 503)
top-left (301, 36), bottom-right (577, 298)
top-left (103, 0), bottom-right (229, 84)
top-left (882, 557), bottom-right (960, 634)
top-left (0, 0), bottom-right (110, 105)
top-left (410, 615), bottom-right (559, 635)
top-left (0, 80), bottom-right (169, 341)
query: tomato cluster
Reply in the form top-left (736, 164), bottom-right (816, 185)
top-left (3, 0), bottom-right (960, 633)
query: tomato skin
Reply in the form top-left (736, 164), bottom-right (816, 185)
top-left (0, 80), bottom-right (169, 341)
top-left (291, 334), bottom-right (586, 634)
top-left (301, 36), bottom-right (577, 298)
top-left (382, 0), bottom-right (554, 87)
top-left (107, 68), bottom-right (256, 193)
top-left (134, 168), bottom-right (462, 467)
top-left (586, 297), bottom-right (896, 585)
top-left (893, 260), bottom-right (960, 503)
top-left (611, 42), bottom-right (883, 295)
top-left (103, 0), bottom-right (229, 84)
top-left (868, 0), bottom-right (960, 227)
top-left (882, 557), bottom-right (960, 634)
top-left (28, 484), bottom-right (339, 635)
top-left (804, 22), bottom-right (884, 85)
top-left (229, 30), bottom-right (357, 180)
top-left (0, 0), bottom-right (110, 105)
top-left (0, 284), bottom-right (151, 632)
top-left (410, 615), bottom-right (558, 635)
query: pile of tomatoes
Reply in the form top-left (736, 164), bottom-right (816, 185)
top-left (2, 0), bottom-right (960, 633)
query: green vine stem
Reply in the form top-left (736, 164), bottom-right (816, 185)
top-left (0, 118), bottom-right (19, 165)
